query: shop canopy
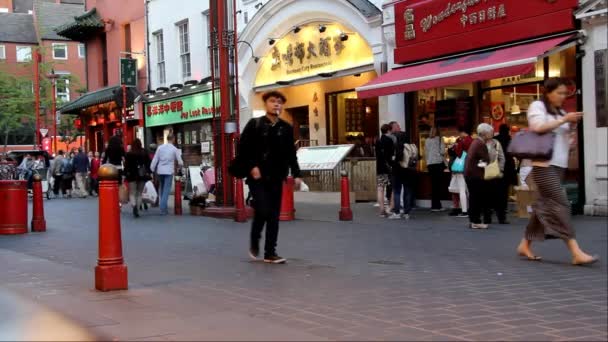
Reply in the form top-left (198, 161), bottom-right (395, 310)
top-left (356, 35), bottom-right (573, 99)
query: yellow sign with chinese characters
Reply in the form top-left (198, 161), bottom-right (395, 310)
top-left (254, 23), bottom-right (374, 88)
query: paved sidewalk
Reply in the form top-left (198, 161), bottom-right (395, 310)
top-left (0, 198), bottom-right (606, 341)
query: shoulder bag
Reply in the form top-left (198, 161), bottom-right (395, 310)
top-left (451, 151), bottom-right (467, 173)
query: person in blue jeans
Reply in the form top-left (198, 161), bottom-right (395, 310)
top-left (150, 134), bottom-right (183, 215)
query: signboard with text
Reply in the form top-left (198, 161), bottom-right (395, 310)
top-left (394, 0), bottom-right (578, 64)
top-left (145, 91), bottom-right (219, 128)
top-left (296, 145), bottom-right (354, 171)
top-left (254, 22), bottom-right (373, 88)
top-left (120, 58), bottom-right (137, 86)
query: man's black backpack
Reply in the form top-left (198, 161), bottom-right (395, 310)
top-left (229, 117), bottom-right (264, 179)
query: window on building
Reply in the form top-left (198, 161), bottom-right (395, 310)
top-left (0, 45), bottom-right (5, 59)
top-left (52, 43), bottom-right (68, 59)
top-left (154, 31), bottom-right (166, 85)
top-left (78, 44), bottom-right (85, 58)
top-left (55, 75), bottom-right (70, 103)
top-left (16, 46), bottom-right (32, 62)
top-left (177, 20), bottom-right (191, 79)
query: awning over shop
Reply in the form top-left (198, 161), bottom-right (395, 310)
top-left (55, 7), bottom-right (104, 41)
top-left (59, 85), bottom-right (140, 114)
top-left (356, 35), bottom-right (573, 99)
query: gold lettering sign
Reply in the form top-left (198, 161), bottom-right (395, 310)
top-left (254, 22), bottom-right (373, 88)
top-left (418, 1), bottom-right (508, 33)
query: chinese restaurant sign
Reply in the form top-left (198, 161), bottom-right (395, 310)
top-left (254, 22), bottom-right (373, 87)
top-left (145, 91), bottom-right (219, 127)
top-left (394, 0), bottom-right (578, 64)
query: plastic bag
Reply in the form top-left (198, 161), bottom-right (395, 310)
top-left (142, 181), bottom-right (158, 204)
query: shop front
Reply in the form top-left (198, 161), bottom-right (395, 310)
top-left (144, 88), bottom-right (218, 169)
top-left (59, 85), bottom-right (143, 153)
top-left (359, 0), bottom-right (583, 208)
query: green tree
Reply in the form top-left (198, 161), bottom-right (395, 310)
top-left (0, 71), bottom-right (35, 151)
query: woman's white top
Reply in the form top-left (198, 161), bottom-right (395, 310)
top-left (527, 100), bottom-right (570, 168)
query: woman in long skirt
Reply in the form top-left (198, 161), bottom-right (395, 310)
top-left (517, 78), bottom-right (598, 265)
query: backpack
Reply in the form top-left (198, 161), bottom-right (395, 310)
top-left (229, 117), bottom-right (266, 179)
top-left (61, 158), bottom-right (74, 174)
top-left (399, 143), bottom-right (418, 169)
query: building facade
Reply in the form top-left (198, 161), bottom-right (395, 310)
top-left (57, 0), bottom-right (147, 152)
top-left (577, 0), bottom-right (608, 216)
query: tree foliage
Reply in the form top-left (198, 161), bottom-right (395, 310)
top-left (0, 71), bottom-right (35, 149)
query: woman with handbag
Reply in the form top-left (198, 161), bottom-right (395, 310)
top-left (448, 127), bottom-right (472, 217)
top-left (483, 137), bottom-right (507, 224)
top-left (464, 124), bottom-right (493, 229)
top-left (424, 126), bottom-right (446, 212)
top-left (124, 138), bottom-right (151, 218)
top-left (515, 78), bottom-right (597, 265)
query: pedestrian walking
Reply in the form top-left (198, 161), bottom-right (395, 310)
top-left (425, 126), bottom-right (446, 212)
top-left (464, 123), bottom-right (493, 229)
top-left (103, 136), bottom-right (126, 174)
top-left (125, 139), bottom-right (151, 218)
top-left (516, 78), bottom-right (598, 265)
top-left (448, 126), bottom-right (472, 217)
top-left (150, 134), bottom-right (183, 216)
top-left (89, 152), bottom-right (101, 196)
top-left (483, 135), bottom-right (507, 224)
top-left (375, 123), bottom-right (394, 217)
top-left (61, 152), bottom-right (76, 198)
top-left (235, 90), bottom-right (302, 264)
top-left (51, 150), bottom-right (65, 197)
top-left (73, 147), bottom-right (90, 198)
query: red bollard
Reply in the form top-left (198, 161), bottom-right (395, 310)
top-left (174, 175), bottom-right (182, 216)
top-left (234, 178), bottom-right (247, 222)
top-left (95, 164), bottom-right (128, 292)
top-left (31, 174), bottom-right (46, 232)
top-left (0, 180), bottom-right (28, 235)
top-left (279, 176), bottom-right (295, 221)
top-left (339, 170), bottom-right (353, 221)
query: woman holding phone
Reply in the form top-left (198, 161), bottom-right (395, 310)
top-left (517, 78), bottom-right (598, 265)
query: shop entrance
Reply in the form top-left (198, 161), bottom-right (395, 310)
top-left (286, 106), bottom-right (310, 146)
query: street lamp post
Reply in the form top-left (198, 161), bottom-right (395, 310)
top-left (33, 50), bottom-right (41, 149)
top-left (46, 70), bottom-right (60, 154)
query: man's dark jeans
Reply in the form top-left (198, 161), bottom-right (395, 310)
top-left (392, 171), bottom-right (413, 215)
top-left (249, 179), bottom-right (283, 257)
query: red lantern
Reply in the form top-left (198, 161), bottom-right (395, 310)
top-left (74, 118), bottom-right (82, 128)
top-left (109, 112), bottom-right (117, 122)
top-left (97, 115), bottom-right (105, 124)
top-left (89, 118), bottom-right (97, 127)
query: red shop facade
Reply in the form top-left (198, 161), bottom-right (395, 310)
top-left (357, 0), bottom-right (586, 211)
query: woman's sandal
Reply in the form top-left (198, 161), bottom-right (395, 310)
top-left (572, 255), bottom-right (599, 266)
top-left (518, 249), bottom-right (542, 261)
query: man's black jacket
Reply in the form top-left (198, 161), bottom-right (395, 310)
top-left (236, 116), bottom-right (301, 182)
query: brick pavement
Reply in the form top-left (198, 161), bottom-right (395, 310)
top-left (0, 198), bottom-right (606, 341)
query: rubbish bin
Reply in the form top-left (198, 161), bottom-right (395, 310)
top-left (0, 180), bottom-right (28, 235)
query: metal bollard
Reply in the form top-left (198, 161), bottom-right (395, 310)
top-left (234, 178), bottom-right (247, 222)
top-left (339, 170), bottom-right (353, 221)
top-left (31, 174), bottom-right (46, 232)
top-left (95, 164), bottom-right (128, 291)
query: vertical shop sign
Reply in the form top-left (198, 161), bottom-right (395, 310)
top-left (595, 49), bottom-right (607, 127)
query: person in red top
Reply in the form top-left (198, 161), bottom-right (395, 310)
top-left (448, 126), bottom-right (473, 217)
top-left (89, 151), bottom-right (101, 196)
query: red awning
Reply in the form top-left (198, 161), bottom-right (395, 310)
top-left (356, 35), bottom-right (573, 99)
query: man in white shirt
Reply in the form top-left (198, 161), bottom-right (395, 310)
top-left (150, 134), bottom-right (184, 215)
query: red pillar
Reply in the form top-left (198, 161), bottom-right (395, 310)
top-left (95, 164), bottom-right (128, 291)
top-left (339, 171), bottom-right (353, 221)
top-left (234, 178), bottom-right (247, 222)
top-left (31, 174), bottom-right (46, 232)
top-left (174, 176), bottom-right (183, 216)
top-left (279, 176), bottom-right (295, 221)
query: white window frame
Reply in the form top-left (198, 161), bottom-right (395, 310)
top-left (0, 45), bottom-right (5, 59)
top-left (52, 43), bottom-right (68, 60)
top-left (154, 30), bottom-right (166, 85)
top-left (78, 44), bottom-right (85, 58)
top-left (177, 20), bottom-right (191, 80)
top-left (16, 46), bottom-right (32, 63)
top-left (55, 72), bottom-right (71, 103)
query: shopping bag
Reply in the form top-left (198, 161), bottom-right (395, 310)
top-left (484, 160), bottom-right (502, 180)
top-left (119, 183), bottom-right (129, 204)
top-left (450, 151), bottom-right (467, 173)
top-left (142, 181), bottom-right (158, 204)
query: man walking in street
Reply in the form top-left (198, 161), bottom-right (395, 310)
top-left (150, 134), bottom-right (183, 215)
top-left (388, 122), bottom-right (417, 220)
top-left (375, 123), bottom-right (394, 217)
top-left (72, 147), bottom-right (90, 198)
top-left (237, 91), bottom-right (302, 264)
top-left (51, 150), bottom-right (66, 198)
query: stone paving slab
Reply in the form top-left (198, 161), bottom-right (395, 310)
top-left (0, 198), bottom-right (606, 341)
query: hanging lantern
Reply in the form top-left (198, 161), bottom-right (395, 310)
top-left (74, 118), bottom-right (82, 129)
top-left (89, 118), bottom-right (97, 127)
top-left (109, 112), bottom-right (117, 122)
top-left (115, 122), bottom-right (122, 127)
top-left (97, 115), bottom-right (105, 124)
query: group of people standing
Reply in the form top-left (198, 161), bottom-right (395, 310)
top-left (375, 77), bottom-right (597, 265)
top-left (51, 148), bottom-right (101, 198)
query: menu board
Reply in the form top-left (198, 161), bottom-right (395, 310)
top-left (345, 99), bottom-right (364, 132)
top-left (297, 144), bottom-right (354, 171)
